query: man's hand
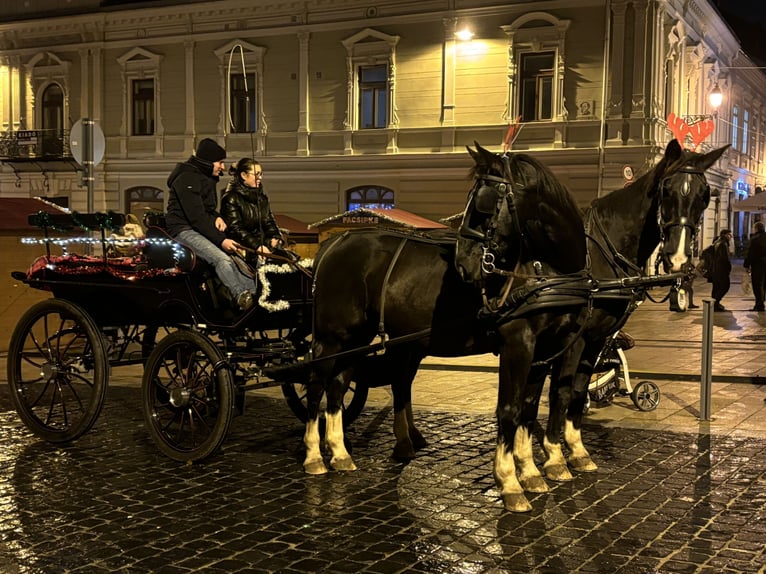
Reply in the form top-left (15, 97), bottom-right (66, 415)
top-left (221, 238), bottom-right (243, 254)
top-left (215, 217), bottom-right (227, 232)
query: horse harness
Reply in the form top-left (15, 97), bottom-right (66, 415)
top-left (466, 158), bottom-right (690, 364)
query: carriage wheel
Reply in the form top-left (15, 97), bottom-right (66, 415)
top-left (631, 380), bottom-right (661, 412)
top-left (281, 380), bottom-right (368, 426)
top-left (6, 299), bottom-right (109, 443)
top-left (141, 324), bottom-right (181, 362)
top-left (142, 330), bottom-right (234, 462)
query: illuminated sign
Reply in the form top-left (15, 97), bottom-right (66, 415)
top-left (342, 216), bottom-right (380, 225)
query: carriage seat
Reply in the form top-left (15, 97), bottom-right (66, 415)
top-left (142, 212), bottom-right (202, 274)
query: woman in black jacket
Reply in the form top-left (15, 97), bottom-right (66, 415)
top-left (221, 158), bottom-right (283, 265)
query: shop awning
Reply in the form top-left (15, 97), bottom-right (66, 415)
top-left (732, 193), bottom-right (766, 212)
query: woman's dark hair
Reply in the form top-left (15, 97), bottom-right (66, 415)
top-left (228, 157), bottom-right (261, 181)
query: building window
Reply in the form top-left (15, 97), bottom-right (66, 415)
top-left (117, 47), bottom-right (163, 141)
top-left (215, 41), bottom-right (266, 137)
top-left (347, 185), bottom-right (395, 210)
top-left (125, 186), bottom-right (164, 218)
top-left (41, 83), bottom-right (64, 155)
top-left (131, 79), bottom-right (154, 135)
top-left (502, 13), bottom-right (569, 125)
top-left (342, 28), bottom-right (400, 132)
top-left (743, 109), bottom-right (749, 155)
top-left (359, 65), bottom-right (388, 129)
top-left (230, 72), bottom-right (257, 133)
top-left (732, 105), bottom-right (739, 150)
top-left (519, 52), bottom-right (554, 122)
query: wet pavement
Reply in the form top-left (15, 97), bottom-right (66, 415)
top-left (0, 265), bottom-right (765, 573)
top-left (0, 382), bottom-right (764, 574)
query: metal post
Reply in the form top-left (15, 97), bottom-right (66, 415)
top-left (700, 298), bottom-right (714, 420)
top-left (83, 118), bottom-right (94, 214)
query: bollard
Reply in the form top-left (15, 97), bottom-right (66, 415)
top-left (700, 298), bottom-right (714, 421)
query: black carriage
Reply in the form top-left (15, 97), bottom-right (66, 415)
top-left (6, 210), bottom-right (367, 462)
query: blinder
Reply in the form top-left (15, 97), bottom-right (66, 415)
top-left (657, 166), bottom-right (709, 240)
top-left (459, 166), bottom-right (522, 275)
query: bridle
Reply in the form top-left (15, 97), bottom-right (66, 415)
top-left (657, 165), bottom-right (709, 244)
top-left (459, 157), bottom-right (525, 277)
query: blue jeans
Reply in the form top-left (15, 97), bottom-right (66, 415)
top-left (175, 230), bottom-right (255, 299)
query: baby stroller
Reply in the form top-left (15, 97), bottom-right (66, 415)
top-left (584, 330), bottom-right (661, 413)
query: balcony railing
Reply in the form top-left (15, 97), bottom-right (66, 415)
top-left (0, 129), bottom-right (72, 161)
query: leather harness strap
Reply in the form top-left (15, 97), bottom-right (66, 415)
top-left (377, 237), bottom-right (409, 346)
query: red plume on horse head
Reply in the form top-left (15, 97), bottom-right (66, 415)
top-left (666, 113), bottom-right (715, 151)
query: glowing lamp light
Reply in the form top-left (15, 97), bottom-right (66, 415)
top-left (455, 28), bottom-right (474, 41)
top-left (708, 83), bottom-right (723, 111)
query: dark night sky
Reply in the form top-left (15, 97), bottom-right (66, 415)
top-left (714, 0), bottom-right (766, 64)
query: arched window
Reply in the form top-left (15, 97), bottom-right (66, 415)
top-left (41, 83), bottom-right (64, 155)
top-left (125, 186), bottom-right (164, 220)
top-left (346, 185), bottom-right (395, 210)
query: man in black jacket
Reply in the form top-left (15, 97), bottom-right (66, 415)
top-left (744, 221), bottom-right (766, 312)
top-left (709, 229), bottom-right (732, 312)
top-left (165, 138), bottom-right (255, 310)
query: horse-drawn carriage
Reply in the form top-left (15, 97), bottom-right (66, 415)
top-left (7, 134), bottom-right (727, 513)
top-left (6, 210), bottom-right (371, 462)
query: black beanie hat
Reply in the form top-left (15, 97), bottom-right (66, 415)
top-left (196, 138), bottom-right (226, 162)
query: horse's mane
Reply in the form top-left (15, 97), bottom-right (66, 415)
top-left (503, 152), bottom-right (586, 271)
top-left (506, 153), bottom-right (583, 223)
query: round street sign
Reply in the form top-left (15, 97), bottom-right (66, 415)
top-left (70, 119), bottom-right (106, 166)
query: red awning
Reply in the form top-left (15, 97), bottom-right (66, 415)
top-left (0, 198), bottom-right (69, 232)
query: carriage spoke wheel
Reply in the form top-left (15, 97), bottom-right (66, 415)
top-left (281, 380), bottom-right (368, 427)
top-left (631, 380), bottom-right (661, 412)
top-left (7, 299), bottom-right (108, 443)
top-left (142, 330), bottom-right (234, 462)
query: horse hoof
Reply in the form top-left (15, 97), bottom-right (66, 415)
top-left (520, 475), bottom-right (549, 493)
top-left (410, 429), bottom-right (428, 451)
top-left (545, 464), bottom-right (574, 482)
top-left (330, 457), bottom-right (357, 472)
top-left (502, 493), bottom-right (533, 513)
top-left (392, 442), bottom-right (416, 461)
top-left (570, 456), bottom-right (598, 472)
top-left (304, 460), bottom-right (328, 475)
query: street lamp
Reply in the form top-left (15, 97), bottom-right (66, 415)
top-left (708, 83), bottom-right (723, 114)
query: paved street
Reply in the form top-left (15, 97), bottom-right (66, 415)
top-left (0, 267), bottom-right (765, 573)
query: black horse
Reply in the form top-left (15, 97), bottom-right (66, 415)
top-left (301, 145), bottom-right (588, 484)
top-left (455, 139), bottom-right (727, 511)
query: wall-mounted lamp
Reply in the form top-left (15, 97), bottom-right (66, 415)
top-left (455, 28), bottom-right (474, 41)
top-left (708, 83), bottom-right (723, 111)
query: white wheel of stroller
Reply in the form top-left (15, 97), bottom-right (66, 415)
top-left (631, 380), bottom-right (660, 411)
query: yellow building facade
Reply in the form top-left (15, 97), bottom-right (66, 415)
top-left (0, 0), bottom-right (764, 248)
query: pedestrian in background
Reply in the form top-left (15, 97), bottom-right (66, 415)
top-left (744, 221), bottom-right (766, 312)
top-left (710, 229), bottom-right (733, 312)
top-left (682, 262), bottom-right (699, 309)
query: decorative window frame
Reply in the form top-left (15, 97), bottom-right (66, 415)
top-left (214, 40), bottom-right (267, 137)
top-left (341, 28), bottom-right (400, 131)
top-left (346, 185), bottom-right (395, 210)
top-left (501, 13), bottom-right (570, 123)
top-left (117, 47), bottom-right (163, 140)
top-left (26, 52), bottom-right (71, 130)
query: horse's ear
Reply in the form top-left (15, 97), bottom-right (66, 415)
top-left (698, 144), bottom-right (730, 171)
top-left (466, 144), bottom-right (480, 163)
top-left (664, 139), bottom-right (683, 161)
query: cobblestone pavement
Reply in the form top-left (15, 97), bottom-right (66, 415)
top-left (2, 261), bottom-right (766, 573)
top-left (0, 382), bottom-right (765, 574)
